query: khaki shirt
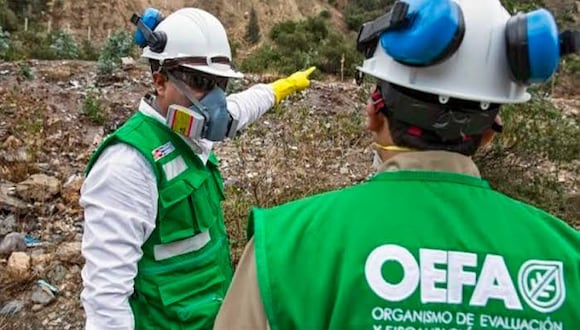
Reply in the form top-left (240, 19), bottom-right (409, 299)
top-left (214, 151), bottom-right (482, 330)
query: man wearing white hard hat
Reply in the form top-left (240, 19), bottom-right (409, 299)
top-left (214, 1), bottom-right (580, 329)
top-left (80, 7), bottom-right (316, 330)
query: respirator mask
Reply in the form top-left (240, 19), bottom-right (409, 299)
top-left (164, 69), bottom-right (238, 142)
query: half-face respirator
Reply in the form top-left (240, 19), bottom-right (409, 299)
top-left (165, 71), bottom-right (238, 142)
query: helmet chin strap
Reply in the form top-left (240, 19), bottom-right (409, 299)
top-left (372, 142), bottom-right (414, 152)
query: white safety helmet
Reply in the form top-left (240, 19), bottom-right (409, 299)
top-left (356, 0), bottom-right (567, 105)
top-left (140, 8), bottom-right (243, 79)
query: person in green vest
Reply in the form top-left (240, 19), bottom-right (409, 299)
top-left (214, 0), bottom-right (580, 329)
top-left (79, 7), bottom-right (316, 330)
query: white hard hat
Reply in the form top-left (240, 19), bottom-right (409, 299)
top-left (141, 8), bottom-right (243, 79)
top-left (357, 0), bottom-right (562, 104)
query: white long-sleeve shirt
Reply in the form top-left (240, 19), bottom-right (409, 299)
top-left (80, 84), bottom-right (276, 330)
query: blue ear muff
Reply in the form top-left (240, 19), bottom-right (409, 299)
top-left (379, 0), bottom-right (465, 67)
top-left (505, 9), bottom-right (560, 84)
top-left (131, 8), bottom-right (167, 53)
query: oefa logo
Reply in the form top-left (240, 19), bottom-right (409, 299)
top-left (364, 245), bottom-right (566, 314)
top-left (518, 260), bottom-right (566, 313)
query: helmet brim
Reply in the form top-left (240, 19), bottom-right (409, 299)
top-left (179, 63), bottom-right (244, 79)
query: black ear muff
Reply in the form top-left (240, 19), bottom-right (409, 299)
top-left (505, 13), bottom-right (530, 83)
top-left (131, 8), bottom-right (168, 53)
top-left (147, 30), bottom-right (167, 54)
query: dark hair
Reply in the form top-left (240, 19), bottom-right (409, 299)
top-left (150, 59), bottom-right (161, 73)
top-left (387, 118), bottom-right (483, 156)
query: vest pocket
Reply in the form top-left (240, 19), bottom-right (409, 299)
top-left (158, 171), bottom-right (217, 244)
top-left (158, 265), bottom-right (223, 306)
top-left (135, 238), bottom-right (230, 328)
top-left (174, 294), bottom-right (222, 326)
top-left (156, 256), bottom-right (226, 325)
top-left (190, 186), bottom-right (219, 232)
top-left (158, 179), bottom-right (196, 243)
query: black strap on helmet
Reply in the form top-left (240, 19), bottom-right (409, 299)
top-left (130, 13), bottom-right (167, 53)
top-left (356, 1), bottom-right (410, 59)
top-left (378, 81), bottom-right (500, 141)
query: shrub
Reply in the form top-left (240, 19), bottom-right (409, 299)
top-left (318, 32), bottom-right (364, 76)
top-left (240, 44), bottom-right (282, 73)
top-left (241, 16), bottom-right (362, 77)
top-left (80, 39), bottom-right (100, 61)
top-left (561, 54), bottom-right (580, 75)
top-left (0, 27), bottom-right (10, 59)
top-left (18, 30), bottom-right (52, 59)
top-left (97, 30), bottom-right (135, 75)
top-left (475, 90), bottom-right (578, 221)
top-left (501, 0), bottom-right (545, 14)
top-left (319, 9), bottom-right (331, 19)
top-left (18, 61), bottom-right (33, 80)
top-left (48, 30), bottom-right (80, 59)
top-left (245, 7), bottom-right (260, 44)
top-left (343, 0), bottom-right (395, 31)
top-left (82, 91), bottom-right (108, 125)
top-left (0, 0), bottom-right (18, 32)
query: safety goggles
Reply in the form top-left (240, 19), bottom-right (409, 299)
top-left (167, 66), bottom-right (228, 92)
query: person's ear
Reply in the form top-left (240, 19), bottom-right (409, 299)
top-left (153, 72), bottom-right (168, 96)
top-left (366, 100), bottom-right (386, 132)
top-left (480, 128), bottom-right (496, 148)
top-left (480, 115), bottom-right (503, 148)
top-left (366, 85), bottom-right (386, 133)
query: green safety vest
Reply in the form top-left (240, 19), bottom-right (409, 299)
top-left (250, 170), bottom-right (580, 330)
top-left (86, 112), bottom-right (233, 329)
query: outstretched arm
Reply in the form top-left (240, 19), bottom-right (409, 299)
top-left (227, 67), bottom-right (317, 131)
top-left (226, 84), bottom-right (276, 131)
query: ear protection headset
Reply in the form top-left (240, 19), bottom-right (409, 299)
top-left (505, 8), bottom-right (579, 84)
top-left (357, 0), bottom-right (465, 67)
top-left (131, 8), bottom-right (167, 53)
top-left (357, 0), bottom-right (579, 85)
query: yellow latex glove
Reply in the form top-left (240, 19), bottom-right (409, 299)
top-left (271, 66), bottom-right (317, 104)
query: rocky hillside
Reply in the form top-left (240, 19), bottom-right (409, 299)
top-left (44, 0), bottom-right (580, 47)
top-left (48, 0), bottom-right (349, 45)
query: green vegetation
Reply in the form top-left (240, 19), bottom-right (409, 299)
top-left (82, 91), bottom-right (108, 125)
top-left (17, 61), bottom-right (33, 80)
top-left (240, 16), bottom-right (363, 77)
top-left (0, 29), bottom-right (100, 61)
top-left (344, 0), bottom-right (395, 31)
top-left (475, 90), bottom-right (578, 222)
top-left (245, 7), bottom-right (261, 45)
top-left (96, 30), bottom-right (136, 75)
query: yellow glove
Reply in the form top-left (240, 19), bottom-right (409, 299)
top-left (271, 66), bottom-right (317, 104)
